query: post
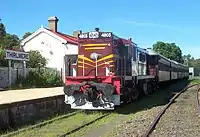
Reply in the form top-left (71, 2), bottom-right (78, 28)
top-left (8, 60), bottom-right (11, 87)
top-left (23, 61), bottom-right (27, 78)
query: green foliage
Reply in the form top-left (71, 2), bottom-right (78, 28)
top-left (16, 68), bottom-right (63, 88)
top-left (27, 50), bottom-right (47, 68)
top-left (190, 78), bottom-right (200, 84)
top-left (152, 41), bottom-right (183, 63)
top-left (0, 47), bottom-right (7, 66)
top-left (183, 54), bottom-right (200, 68)
top-left (0, 19), bottom-right (20, 67)
top-left (0, 20), bottom-right (6, 39)
top-left (22, 32), bottom-right (32, 40)
top-left (0, 33), bottom-right (20, 49)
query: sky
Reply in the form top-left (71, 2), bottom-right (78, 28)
top-left (1, 0), bottom-right (200, 58)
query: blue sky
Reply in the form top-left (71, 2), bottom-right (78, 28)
top-left (1, 0), bottom-right (200, 58)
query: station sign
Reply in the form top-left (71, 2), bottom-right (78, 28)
top-left (5, 49), bottom-right (29, 61)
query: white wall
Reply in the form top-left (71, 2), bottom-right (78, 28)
top-left (22, 32), bottom-right (78, 72)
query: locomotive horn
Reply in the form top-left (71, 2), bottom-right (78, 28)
top-left (95, 28), bottom-right (100, 32)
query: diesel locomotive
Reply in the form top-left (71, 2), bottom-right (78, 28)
top-left (63, 28), bottom-right (189, 110)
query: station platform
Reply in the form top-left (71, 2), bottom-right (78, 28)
top-left (0, 87), bottom-right (64, 105)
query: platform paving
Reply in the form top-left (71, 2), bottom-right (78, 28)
top-left (0, 87), bottom-right (64, 105)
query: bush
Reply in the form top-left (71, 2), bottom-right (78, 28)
top-left (15, 68), bottom-right (63, 88)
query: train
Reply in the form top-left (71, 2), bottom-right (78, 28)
top-left (63, 28), bottom-right (189, 110)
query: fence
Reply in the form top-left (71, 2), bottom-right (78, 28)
top-left (0, 67), bottom-right (62, 88)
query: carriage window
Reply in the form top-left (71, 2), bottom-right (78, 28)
top-left (139, 53), bottom-right (146, 62)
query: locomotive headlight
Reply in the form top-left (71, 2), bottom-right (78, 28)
top-left (90, 52), bottom-right (101, 60)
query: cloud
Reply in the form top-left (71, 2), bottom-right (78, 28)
top-left (123, 20), bottom-right (182, 32)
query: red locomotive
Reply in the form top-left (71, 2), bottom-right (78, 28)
top-left (63, 28), bottom-right (189, 110)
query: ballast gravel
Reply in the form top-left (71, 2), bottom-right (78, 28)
top-left (150, 85), bottom-right (200, 137)
top-left (110, 106), bottom-right (163, 137)
top-left (107, 81), bottom-right (199, 137)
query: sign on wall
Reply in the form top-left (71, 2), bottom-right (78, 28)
top-left (5, 49), bottom-right (29, 61)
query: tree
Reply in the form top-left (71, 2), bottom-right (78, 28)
top-left (0, 34), bottom-right (20, 49)
top-left (0, 47), bottom-right (7, 66)
top-left (27, 50), bottom-right (47, 68)
top-left (0, 20), bottom-right (7, 66)
top-left (0, 19), bottom-right (21, 66)
top-left (22, 32), bottom-right (32, 40)
top-left (152, 41), bottom-right (183, 63)
top-left (0, 21), bottom-right (6, 39)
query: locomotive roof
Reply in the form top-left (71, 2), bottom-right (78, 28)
top-left (112, 34), bottom-right (137, 46)
top-left (177, 62), bottom-right (188, 68)
top-left (146, 48), bottom-right (188, 68)
top-left (146, 48), bottom-right (171, 61)
top-left (170, 60), bottom-right (179, 64)
top-left (137, 46), bottom-right (149, 54)
top-left (78, 30), bottom-right (138, 46)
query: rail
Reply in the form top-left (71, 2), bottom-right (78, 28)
top-left (196, 85), bottom-right (200, 113)
top-left (2, 110), bottom-right (84, 137)
top-left (58, 113), bottom-right (110, 137)
top-left (143, 82), bottom-right (200, 137)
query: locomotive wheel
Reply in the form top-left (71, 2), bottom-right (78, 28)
top-left (121, 87), bottom-right (129, 104)
top-left (143, 82), bottom-right (149, 96)
top-left (127, 88), bottom-right (133, 103)
top-left (125, 87), bottom-right (130, 103)
top-left (148, 82), bottom-right (155, 93)
top-left (131, 88), bottom-right (140, 101)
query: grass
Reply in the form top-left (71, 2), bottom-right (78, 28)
top-left (190, 78), bottom-right (200, 84)
top-left (0, 110), bottom-right (78, 136)
top-left (2, 111), bottom-right (103, 137)
top-left (68, 113), bottom-right (118, 137)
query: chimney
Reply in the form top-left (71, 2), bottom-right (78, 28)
top-left (48, 16), bottom-right (59, 32)
top-left (73, 30), bottom-right (82, 38)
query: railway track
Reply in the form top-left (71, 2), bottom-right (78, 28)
top-left (196, 85), bottom-right (200, 113)
top-left (2, 109), bottom-right (112, 137)
top-left (58, 113), bottom-right (110, 137)
top-left (143, 82), bottom-right (200, 137)
top-left (2, 101), bottom-right (131, 137)
top-left (2, 110), bottom-right (83, 137)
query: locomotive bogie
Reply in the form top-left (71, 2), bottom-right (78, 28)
top-left (64, 76), bottom-right (122, 110)
top-left (65, 94), bottom-right (120, 110)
